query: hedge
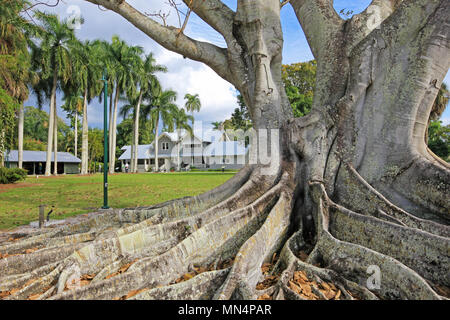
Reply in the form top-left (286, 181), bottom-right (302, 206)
top-left (0, 167), bottom-right (27, 184)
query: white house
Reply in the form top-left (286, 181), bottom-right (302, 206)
top-left (118, 130), bottom-right (249, 172)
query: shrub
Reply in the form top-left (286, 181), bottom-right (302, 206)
top-left (0, 167), bottom-right (27, 184)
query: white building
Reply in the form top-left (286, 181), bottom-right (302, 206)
top-left (118, 130), bottom-right (249, 172)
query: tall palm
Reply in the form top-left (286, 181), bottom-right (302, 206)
top-left (106, 36), bottom-right (143, 173)
top-left (173, 108), bottom-right (193, 171)
top-left (61, 90), bottom-right (83, 158)
top-left (184, 93), bottom-right (201, 125)
top-left (184, 93), bottom-right (201, 165)
top-left (93, 40), bottom-right (116, 172)
top-left (143, 89), bottom-right (178, 172)
top-left (0, 0), bottom-right (37, 168)
top-left (69, 39), bottom-right (103, 174)
top-left (130, 53), bottom-right (167, 172)
top-left (31, 12), bottom-right (76, 176)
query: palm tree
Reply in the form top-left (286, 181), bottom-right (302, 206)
top-left (184, 93), bottom-right (201, 124)
top-left (129, 53), bottom-right (167, 172)
top-left (61, 90), bottom-right (83, 158)
top-left (212, 121), bottom-right (223, 131)
top-left (184, 93), bottom-right (201, 165)
top-left (173, 108), bottom-right (193, 171)
top-left (0, 0), bottom-right (37, 168)
top-left (31, 12), bottom-right (77, 176)
top-left (105, 36), bottom-right (143, 173)
top-left (69, 39), bottom-right (103, 174)
top-left (142, 89), bottom-right (178, 172)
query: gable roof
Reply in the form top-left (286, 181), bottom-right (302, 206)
top-left (4, 150), bottom-right (81, 163)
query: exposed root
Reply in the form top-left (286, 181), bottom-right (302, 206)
top-left (28, 173), bottom-right (283, 300)
top-left (129, 269), bottom-right (230, 300)
top-left (309, 182), bottom-right (444, 300)
top-left (214, 180), bottom-right (294, 299)
top-left (337, 164), bottom-right (449, 238)
top-left (1, 159), bottom-right (447, 300)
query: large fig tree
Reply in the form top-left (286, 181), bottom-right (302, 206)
top-left (0, 0), bottom-right (448, 300)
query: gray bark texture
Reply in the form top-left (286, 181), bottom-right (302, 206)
top-left (0, 0), bottom-right (448, 300)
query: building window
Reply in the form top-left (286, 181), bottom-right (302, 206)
top-left (162, 142), bottom-right (169, 150)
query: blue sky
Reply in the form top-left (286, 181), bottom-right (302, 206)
top-left (25, 0), bottom-right (449, 129)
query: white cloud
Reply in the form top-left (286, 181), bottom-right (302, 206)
top-left (154, 48), bottom-right (239, 124)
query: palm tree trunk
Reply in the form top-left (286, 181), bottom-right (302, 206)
top-left (155, 115), bottom-right (159, 172)
top-left (74, 110), bottom-right (78, 158)
top-left (18, 104), bottom-right (24, 169)
top-left (45, 68), bottom-right (57, 176)
top-left (81, 88), bottom-right (89, 174)
top-left (53, 104), bottom-right (58, 175)
top-left (133, 92), bottom-right (143, 173)
top-left (110, 86), bottom-right (120, 174)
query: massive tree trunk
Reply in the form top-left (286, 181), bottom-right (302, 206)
top-left (81, 89), bottom-right (89, 175)
top-left (17, 104), bottom-right (24, 169)
top-left (1, 0), bottom-right (448, 300)
top-left (45, 68), bottom-right (58, 176)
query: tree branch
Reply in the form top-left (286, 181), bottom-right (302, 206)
top-left (181, 0), bottom-right (235, 43)
top-left (289, 0), bottom-right (344, 59)
top-left (346, 0), bottom-right (403, 52)
top-left (83, 0), bottom-right (231, 82)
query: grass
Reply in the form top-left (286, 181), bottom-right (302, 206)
top-left (0, 172), bottom-right (235, 231)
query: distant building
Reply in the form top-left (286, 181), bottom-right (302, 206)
top-left (119, 130), bottom-right (250, 172)
top-left (4, 150), bottom-right (81, 174)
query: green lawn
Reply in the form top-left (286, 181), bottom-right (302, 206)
top-left (0, 172), bottom-right (235, 230)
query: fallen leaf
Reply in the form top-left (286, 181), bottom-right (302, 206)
top-left (257, 293), bottom-right (272, 300)
top-left (335, 289), bottom-right (341, 300)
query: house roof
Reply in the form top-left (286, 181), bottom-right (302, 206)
top-left (4, 150), bottom-right (81, 163)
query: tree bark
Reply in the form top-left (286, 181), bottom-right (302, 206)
top-left (1, 0), bottom-right (448, 301)
top-left (17, 104), bottom-right (24, 169)
top-left (81, 89), bottom-right (89, 175)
